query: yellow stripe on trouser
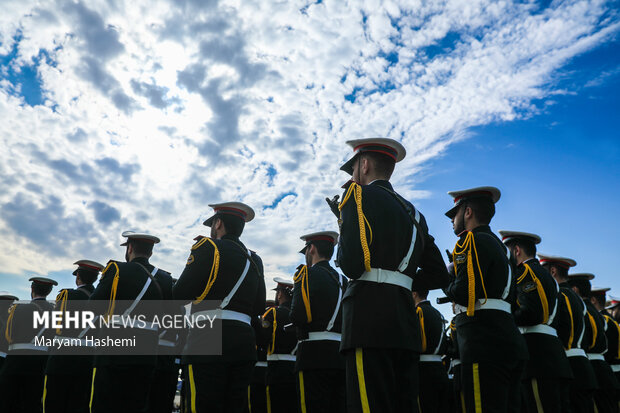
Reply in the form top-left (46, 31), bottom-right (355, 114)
top-left (188, 364), bottom-right (197, 413)
top-left (460, 391), bottom-right (466, 413)
top-left (89, 368), bottom-right (96, 413)
top-left (266, 385), bottom-right (272, 413)
top-left (355, 348), bottom-right (371, 413)
top-left (42, 375), bottom-right (48, 413)
top-left (473, 363), bottom-right (482, 413)
top-left (531, 378), bottom-right (544, 413)
top-left (299, 371), bottom-right (307, 413)
top-left (248, 385), bottom-right (251, 412)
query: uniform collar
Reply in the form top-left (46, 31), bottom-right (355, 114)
top-left (368, 179), bottom-right (393, 190)
top-left (131, 256), bottom-right (150, 266)
top-left (312, 260), bottom-right (331, 269)
top-left (416, 300), bottom-right (430, 307)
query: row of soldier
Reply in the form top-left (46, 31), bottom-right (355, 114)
top-left (0, 137), bottom-right (617, 413)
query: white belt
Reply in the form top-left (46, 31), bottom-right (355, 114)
top-left (565, 348), bottom-right (587, 358)
top-left (612, 365), bottom-right (620, 373)
top-left (0, 351), bottom-right (6, 358)
top-left (305, 331), bottom-right (341, 342)
top-left (267, 354), bottom-right (296, 362)
top-left (358, 268), bottom-right (412, 290)
top-left (420, 354), bottom-right (443, 362)
top-left (450, 359), bottom-right (461, 368)
top-left (158, 339), bottom-right (176, 348)
top-left (9, 343), bottom-right (48, 352)
top-left (519, 324), bottom-right (557, 336)
top-left (194, 309), bottom-right (251, 325)
top-left (587, 353), bottom-right (605, 361)
top-left (255, 361), bottom-right (268, 368)
top-left (455, 299), bottom-right (511, 315)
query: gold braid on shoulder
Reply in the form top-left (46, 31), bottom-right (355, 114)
top-left (339, 182), bottom-right (373, 272)
top-left (293, 265), bottom-right (312, 323)
top-left (452, 232), bottom-right (487, 316)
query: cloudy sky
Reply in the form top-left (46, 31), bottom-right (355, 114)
top-left (0, 0), bottom-right (618, 310)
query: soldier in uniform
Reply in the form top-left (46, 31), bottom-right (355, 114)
top-left (328, 138), bottom-right (449, 413)
top-left (601, 295), bottom-right (620, 384)
top-left (261, 277), bottom-right (297, 413)
top-left (89, 231), bottom-right (165, 413)
top-left (539, 254), bottom-right (598, 413)
top-left (499, 231), bottom-right (572, 413)
top-left (412, 289), bottom-right (450, 413)
top-left (173, 202), bottom-right (266, 413)
top-left (608, 298), bottom-right (620, 323)
top-left (0, 277), bottom-right (56, 413)
top-left (245, 301), bottom-right (272, 413)
top-left (43, 260), bottom-right (103, 413)
top-left (290, 231), bottom-right (347, 413)
top-left (443, 187), bottom-right (528, 413)
top-left (0, 291), bottom-right (18, 370)
top-left (568, 273), bottom-right (619, 413)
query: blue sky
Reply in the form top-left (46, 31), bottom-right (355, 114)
top-left (0, 1), bottom-right (618, 311)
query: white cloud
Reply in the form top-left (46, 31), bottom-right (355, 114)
top-left (0, 0), bottom-right (617, 294)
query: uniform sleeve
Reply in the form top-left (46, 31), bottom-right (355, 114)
top-left (290, 265), bottom-right (309, 326)
top-left (89, 262), bottom-right (115, 301)
top-left (251, 253), bottom-right (266, 318)
top-left (512, 269), bottom-right (548, 326)
top-left (336, 188), bottom-right (366, 279)
top-left (411, 215), bottom-right (450, 291)
top-left (172, 238), bottom-right (217, 303)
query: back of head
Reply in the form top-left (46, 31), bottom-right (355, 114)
top-left (130, 239), bottom-right (154, 256)
top-left (77, 269), bottom-right (99, 285)
top-left (467, 197), bottom-right (495, 225)
top-left (313, 240), bottom-right (335, 260)
top-left (362, 152), bottom-right (395, 180)
top-left (32, 283), bottom-right (53, 298)
top-left (219, 214), bottom-right (245, 238)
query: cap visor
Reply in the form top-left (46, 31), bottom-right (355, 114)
top-left (340, 156), bottom-right (356, 175)
top-left (120, 241), bottom-right (128, 246)
top-left (445, 204), bottom-right (460, 218)
top-left (72, 269), bottom-right (78, 276)
top-left (203, 215), bottom-right (216, 227)
top-left (299, 246), bottom-right (308, 254)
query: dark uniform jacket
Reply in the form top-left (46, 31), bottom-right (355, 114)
top-left (555, 283), bottom-right (598, 390)
top-left (89, 258), bottom-right (164, 367)
top-left (262, 301), bottom-right (297, 385)
top-left (290, 260), bottom-right (347, 371)
top-left (444, 225), bottom-right (528, 363)
top-left (46, 284), bottom-right (95, 375)
top-left (0, 301), bottom-right (14, 368)
top-left (584, 299), bottom-right (619, 391)
top-left (416, 300), bottom-right (447, 357)
top-left (173, 234), bottom-right (266, 363)
top-left (2, 298), bottom-right (54, 375)
top-left (513, 258), bottom-right (571, 379)
top-left (337, 180), bottom-right (449, 351)
top-left (603, 314), bottom-right (620, 369)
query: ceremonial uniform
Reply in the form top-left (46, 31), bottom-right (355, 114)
top-left (603, 312), bottom-right (620, 389)
top-left (444, 188), bottom-right (528, 413)
top-left (415, 299), bottom-right (450, 413)
top-left (291, 232), bottom-right (347, 413)
top-left (262, 282), bottom-right (297, 413)
top-left (499, 232), bottom-right (573, 413)
top-left (0, 277), bottom-right (56, 413)
top-left (173, 202), bottom-right (266, 413)
top-left (89, 232), bottom-right (165, 413)
top-left (336, 139), bottom-right (449, 413)
top-left (540, 254), bottom-right (599, 413)
top-left (0, 292), bottom-right (18, 372)
top-left (42, 260), bottom-right (102, 413)
top-left (246, 314), bottom-right (268, 413)
top-left (569, 274), bottom-right (619, 413)
top-left (143, 264), bottom-right (180, 413)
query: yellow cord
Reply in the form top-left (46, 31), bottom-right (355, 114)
top-left (562, 293), bottom-right (574, 349)
top-left (416, 307), bottom-right (427, 352)
top-left (587, 312), bottom-right (598, 350)
top-left (262, 307), bottom-right (277, 355)
top-left (339, 182), bottom-right (373, 272)
top-left (193, 238), bottom-right (220, 304)
top-left (518, 264), bottom-right (550, 323)
top-left (56, 290), bottom-right (69, 334)
top-left (5, 304), bottom-right (16, 344)
top-left (103, 262), bottom-right (120, 321)
top-left (293, 265), bottom-right (312, 323)
top-left (453, 232), bottom-right (487, 316)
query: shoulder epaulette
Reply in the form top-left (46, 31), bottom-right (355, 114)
top-left (452, 231), bottom-right (487, 317)
top-left (191, 236), bottom-right (213, 250)
top-left (192, 237), bottom-right (220, 305)
top-left (293, 265), bottom-right (312, 323)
